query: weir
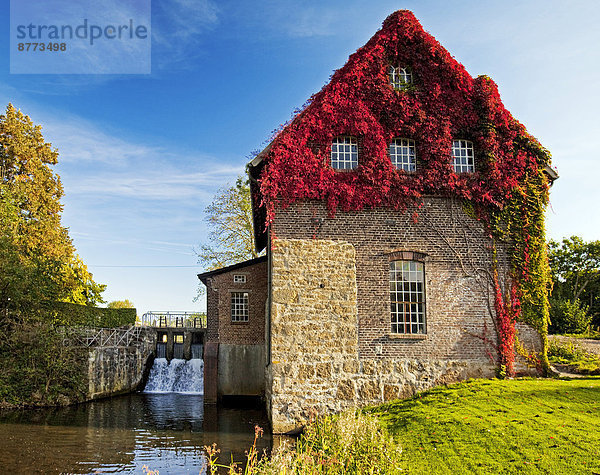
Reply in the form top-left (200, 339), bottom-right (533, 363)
top-left (140, 312), bottom-right (207, 395)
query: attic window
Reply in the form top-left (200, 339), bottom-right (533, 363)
top-left (389, 138), bottom-right (416, 172)
top-left (233, 274), bottom-right (246, 283)
top-left (452, 140), bottom-right (475, 173)
top-left (331, 136), bottom-right (358, 170)
top-left (389, 66), bottom-right (412, 90)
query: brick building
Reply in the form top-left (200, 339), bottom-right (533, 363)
top-left (198, 256), bottom-right (267, 402)
top-left (201, 10), bottom-right (556, 432)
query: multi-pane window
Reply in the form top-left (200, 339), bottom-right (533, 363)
top-left (452, 139), bottom-right (475, 173)
top-left (231, 292), bottom-right (249, 322)
top-left (331, 136), bottom-right (358, 170)
top-left (389, 66), bottom-right (412, 90)
top-left (389, 138), bottom-right (416, 172)
top-left (233, 274), bottom-right (246, 283)
top-left (390, 260), bottom-right (426, 334)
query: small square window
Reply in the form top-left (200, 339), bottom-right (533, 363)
top-left (452, 140), bottom-right (475, 173)
top-left (331, 136), bottom-right (358, 170)
top-left (174, 334), bottom-right (184, 344)
top-left (233, 274), bottom-right (246, 283)
top-left (389, 138), bottom-right (416, 172)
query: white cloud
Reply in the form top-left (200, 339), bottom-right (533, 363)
top-left (66, 167), bottom-right (243, 200)
top-left (152, 0), bottom-right (220, 69)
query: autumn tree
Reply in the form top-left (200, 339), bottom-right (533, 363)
top-left (0, 103), bottom-right (105, 312)
top-left (196, 176), bottom-right (260, 271)
top-left (107, 299), bottom-right (135, 309)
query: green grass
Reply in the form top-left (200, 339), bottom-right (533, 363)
top-left (370, 378), bottom-right (600, 474)
top-left (548, 340), bottom-right (600, 375)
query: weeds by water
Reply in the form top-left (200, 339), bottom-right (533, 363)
top-left (204, 411), bottom-right (402, 474)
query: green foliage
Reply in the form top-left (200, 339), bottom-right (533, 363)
top-left (196, 176), bottom-right (261, 271)
top-left (207, 411), bottom-right (402, 474)
top-left (107, 299), bottom-right (135, 309)
top-left (547, 340), bottom-right (600, 374)
top-left (0, 104), bottom-right (105, 312)
top-left (489, 166), bottom-right (553, 374)
top-left (46, 301), bottom-right (136, 328)
top-left (548, 236), bottom-right (600, 327)
top-left (549, 298), bottom-right (591, 334)
top-left (370, 377), bottom-right (600, 474)
top-left (0, 312), bottom-right (88, 407)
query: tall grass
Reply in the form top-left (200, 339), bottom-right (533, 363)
top-left (205, 410), bottom-right (402, 474)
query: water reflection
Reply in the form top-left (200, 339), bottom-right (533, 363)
top-left (0, 393), bottom-right (270, 474)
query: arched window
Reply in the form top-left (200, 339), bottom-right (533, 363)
top-left (331, 136), bottom-right (358, 170)
top-left (452, 139), bottom-right (475, 173)
top-left (389, 138), bottom-right (416, 171)
top-left (390, 259), bottom-right (426, 334)
top-left (389, 66), bottom-right (412, 90)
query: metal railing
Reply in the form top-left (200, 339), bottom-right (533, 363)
top-left (140, 311), bottom-right (206, 329)
top-left (61, 325), bottom-right (150, 348)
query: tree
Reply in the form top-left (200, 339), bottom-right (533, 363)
top-left (548, 236), bottom-right (600, 330)
top-left (107, 299), bottom-right (135, 309)
top-left (196, 176), bottom-right (260, 271)
top-left (0, 103), bottom-right (105, 312)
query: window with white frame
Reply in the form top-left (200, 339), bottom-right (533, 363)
top-left (231, 292), bottom-right (249, 322)
top-left (233, 274), bottom-right (246, 283)
top-left (331, 136), bottom-right (358, 170)
top-left (452, 139), bottom-right (475, 173)
top-left (390, 260), bottom-right (426, 334)
top-left (389, 138), bottom-right (416, 172)
top-left (389, 66), bottom-right (413, 90)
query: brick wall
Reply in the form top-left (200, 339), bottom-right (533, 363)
top-left (271, 197), bottom-right (525, 361)
top-left (204, 260), bottom-right (267, 345)
top-left (267, 197), bottom-right (542, 432)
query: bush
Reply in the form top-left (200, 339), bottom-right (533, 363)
top-left (549, 298), bottom-right (591, 334)
top-left (547, 339), bottom-right (600, 374)
top-left (0, 314), bottom-right (88, 407)
top-left (43, 301), bottom-right (136, 328)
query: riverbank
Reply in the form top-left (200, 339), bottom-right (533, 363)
top-left (215, 377), bottom-right (600, 474)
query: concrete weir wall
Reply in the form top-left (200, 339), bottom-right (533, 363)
top-left (86, 328), bottom-right (156, 400)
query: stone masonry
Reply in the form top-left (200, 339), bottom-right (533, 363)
top-left (267, 198), bottom-right (541, 432)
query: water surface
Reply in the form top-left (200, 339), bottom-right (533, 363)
top-left (0, 393), bottom-right (271, 474)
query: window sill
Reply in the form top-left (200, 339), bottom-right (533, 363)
top-left (388, 333), bottom-right (427, 340)
top-left (230, 321), bottom-right (249, 325)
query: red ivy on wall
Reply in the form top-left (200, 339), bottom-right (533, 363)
top-left (255, 10), bottom-right (553, 376)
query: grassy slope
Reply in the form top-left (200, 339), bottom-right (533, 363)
top-left (370, 378), bottom-right (600, 474)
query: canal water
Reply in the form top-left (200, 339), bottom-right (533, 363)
top-left (0, 358), bottom-right (271, 474)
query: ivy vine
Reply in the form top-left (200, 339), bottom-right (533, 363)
top-left (257, 10), bottom-right (554, 376)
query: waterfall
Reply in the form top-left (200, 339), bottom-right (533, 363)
top-left (144, 358), bottom-right (204, 394)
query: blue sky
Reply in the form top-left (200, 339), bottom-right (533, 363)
top-left (2, 0), bottom-right (599, 315)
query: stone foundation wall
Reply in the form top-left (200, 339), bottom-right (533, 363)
top-left (267, 199), bottom-right (543, 432)
top-left (87, 328), bottom-right (156, 400)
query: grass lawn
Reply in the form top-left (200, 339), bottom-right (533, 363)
top-left (370, 378), bottom-right (600, 474)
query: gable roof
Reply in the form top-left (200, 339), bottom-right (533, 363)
top-left (197, 255), bottom-right (267, 284)
top-left (248, 10), bottom-right (555, 252)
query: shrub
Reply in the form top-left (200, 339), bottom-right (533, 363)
top-left (549, 298), bottom-right (591, 334)
top-left (44, 301), bottom-right (136, 328)
top-left (547, 339), bottom-right (600, 374)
